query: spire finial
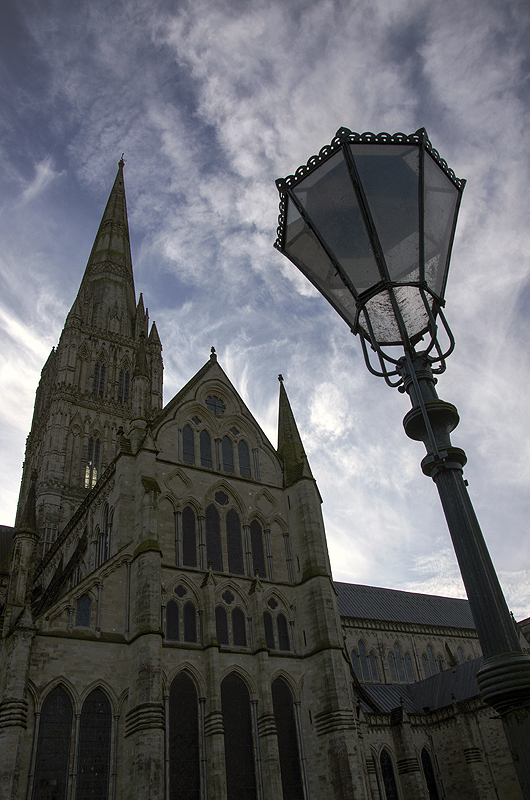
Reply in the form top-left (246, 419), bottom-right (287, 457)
top-left (210, 346), bottom-right (217, 361)
top-left (119, 153), bottom-right (125, 168)
top-left (278, 373), bottom-right (284, 383)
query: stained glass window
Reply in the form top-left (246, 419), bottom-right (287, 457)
top-left (200, 430), bottom-right (213, 468)
top-left (206, 396), bottom-right (225, 415)
top-left (33, 686), bottom-right (72, 800)
top-left (232, 607), bottom-right (247, 647)
top-left (182, 506), bottom-right (197, 567)
top-left (238, 440), bottom-right (251, 478)
top-left (404, 653), bottom-right (414, 683)
top-left (93, 364), bottom-right (105, 398)
top-left (221, 674), bottom-right (257, 800)
top-left (183, 425), bottom-right (195, 464)
top-left (205, 504), bottom-right (223, 571)
top-left (277, 614), bottom-right (290, 651)
top-left (76, 689), bottom-right (111, 800)
top-left (369, 651), bottom-right (379, 682)
top-left (388, 653), bottom-right (398, 683)
top-left (394, 643), bottom-right (406, 682)
top-left (76, 594), bottom-right (92, 627)
top-left (250, 520), bottom-right (266, 578)
top-left (226, 509), bottom-right (244, 575)
top-left (264, 611), bottom-right (275, 650)
top-left (272, 678), bottom-right (304, 800)
top-left (422, 654), bottom-right (430, 678)
top-left (359, 641), bottom-right (371, 681)
top-left (183, 602), bottom-right (197, 643)
top-left (380, 749), bottom-right (399, 800)
top-left (421, 748), bottom-right (441, 800)
top-left (222, 436), bottom-right (234, 473)
top-left (169, 673), bottom-right (200, 800)
top-left (166, 600), bottom-right (180, 641)
top-left (216, 606), bottom-right (229, 645)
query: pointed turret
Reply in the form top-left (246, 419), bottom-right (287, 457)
top-left (66, 156), bottom-right (136, 336)
top-left (277, 374), bottom-right (313, 487)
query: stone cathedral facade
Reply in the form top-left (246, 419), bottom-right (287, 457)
top-left (0, 162), bottom-right (527, 800)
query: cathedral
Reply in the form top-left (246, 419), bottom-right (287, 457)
top-left (0, 160), bottom-right (527, 800)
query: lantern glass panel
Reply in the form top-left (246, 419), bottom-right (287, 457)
top-left (350, 144), bottom-right (420, 284)
top-left (284, 197), bottom-right (357, 327)
top-left (292, 151), bottom-right (380, 293)
top-left (359, 285), bottom-right (432, 346)
top-left (423, 152), bottom-right (460, 299)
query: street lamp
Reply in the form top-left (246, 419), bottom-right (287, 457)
top-left (274, 127), bottom-right (530, 797)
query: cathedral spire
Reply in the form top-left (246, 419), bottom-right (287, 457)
top-left (66, 157), bottom-right (137, 336)
top-left (277, 375), bottom-right (313, 487)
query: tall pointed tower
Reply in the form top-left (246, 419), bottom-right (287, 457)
top-left (17, 159), bottom-right (163, 555)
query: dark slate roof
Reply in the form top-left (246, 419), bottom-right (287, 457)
top-left (334, 581), bottom-right (475, 629)
top-left (0, 526), bottom-right (15, 573)
top-left (359, 657), bottom-right (483, 714)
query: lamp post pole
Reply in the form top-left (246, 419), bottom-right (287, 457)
top-left (399, 352), bottom-right (530, 796)
top-left (274, 127), bottom-right (530, 798)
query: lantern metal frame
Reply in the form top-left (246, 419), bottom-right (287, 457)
top-left (274, 128), bottom-right (465, 387)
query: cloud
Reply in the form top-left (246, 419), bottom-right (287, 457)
top-left (20, 157), bottom-right (63, 204)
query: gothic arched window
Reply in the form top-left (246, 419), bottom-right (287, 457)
top-left (183, 602), bottom-right (197, 643)
top-left (427, 645), bottom-right (437, 675)
top-left (182, 506), bottom-right (197, 567)
top-left (421, 748), bottom-right (441, 800)
top-left (359, 641), bottom-right (371, 681)
top-left (166, 600), bottom-right (180, 641)
top-left (216, 605), bottom-right (229, 645)
top-left (404, 653), bottom-right (414, 682)
top-left (205, 504), bottom-right (223, 571)
top-left (169, 673), bottom-right (200, 800)
top-left (387, 653), bottom-right (398, 683)
top-left (103, 505), bottom-right (111, 562)
top-left (221, 674), bottom-right (257, 800)
top-left (226, 509), bottom-right (244, 575)
top-left (457, 646), bottom-right (464, 664)
top-left (422, 654), bottom-right (430, 678)
top-left (222, 436), bottom-right (234, 473)
top-left (394, 643), bottom-right (406, 682)
top-left (272, 678), bottom-right (304, 800)
top-left (436, 655), bottom-right (444, 673)
top-left (369, 651), bottom-right (379, 682)
top-left (277, 613), bottom-right (290, 651)
top-left (76, 594), bottom-right (92, 627)
top-left (32, 686), bottom-right (73, 800)
top-left (250, 520), bottom-right (266, 578)
top-left (264, 611), bottom-right (275, 650)
top-left (380, 749), bottom-right (399, 800)
top-left (200, 430), bottom-right (213, 468)
top-left (93, 363), bottom-right (105, 397)
top-left (85, 437), bottom-right (100, 488)
top-left (76, 689), bottom-right (112, 800)
top-left (232, 607), bottom-right (247, 646)
top-left (118, 370), bottom-right (130, 404)
top-left (183, 425), bottom-right (195, 464)
top-left (351, 650), bottom-right (361, 679)
top-left (238, 440), bottom-right (251, 478)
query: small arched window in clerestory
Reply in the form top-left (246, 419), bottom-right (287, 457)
top-left (427, 645), bottom-right (437, 675)
top-left (436, 655), bottom-right (444, 673)
top-left (369, 651), bottom-right (379, 682)
top-left (422, 654), bottom-right (430, 679)
top-left (387, 653), bottom-right (398, 683)
top-left (183, 425), bottom-right (195, 464)
top-left (93, 363), bottom-right (105, 398)
top-left (250, 520), bottom-right (267, 578)
top-left (457, 646), bottom-right (464, 664)
top-left (351, 650), bottom-right (361, 680)
top-left (166, 599), bottom-right (180, 641)
top-left (359, 641), bottom-right (371, 681)
top-left (238, 440), bottom-right (251, 477)
top-left (183, 601), bottom-right (197, 643)
top-left (232, 607), bottom-right (247, 647)
top-left (118, 370), bottom-right (130, 404)
top-left (404, 653), bottom-right (414, 682)
top-left (76, 594), bottom-right (92, 627)
top-left (222, 436), bottom-right (234, 473)
top-left (394, 643), bottom-right (406, 682)
top-left (216, 605), bottom-right (229, 645)
top-left (200, 430), bottom-right (213, 468)
top-left (182, 506), bottom-right (197, 568)
top-left (380, 749), bottom-right (399, 800)
top-left (226, 509), bottom-right (244, 575)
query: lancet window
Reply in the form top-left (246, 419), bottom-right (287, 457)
top-left (200, 430), bottom-right (213, 468)
top-left (76, 594), bottom-right (92, 627)
top-left (169, 674), bottom-right (200, 800)
top-left (165, 588), bottom-right (198, 644)
top-left (117, 370), bottom-right (130, 404)
top-left (404, 652), bottom-right (415, 682)
top-left (263, 603), bottom-right (291, 651)
top-left (182, 506), bottom-right (197, 567)
top-left (85, 437), bottom-right (100, 489)
top-left (421, 748), bottom-right (441, 800)
top-left (183, 425), bottom-right (195, 464)
top-left (76, 689), bottom-right (112, 799)
top-left (93, 363), bottom-right (105, 398)
top-left (380, 749), bottom-right (399, 800)
top-left (222, 435), bottom-right (234, 473)
top-left (394, 643), bottom-right (406, 682)
top-left (238, 439), bottom-right (251, 477)
top-left (250, 520), bottom-right (267, 578)
top-left (272, 678), bottom-right (305, 800)
top-left (226, 509), bottom-right (244, 575)
top-left (32, 687), bottom-right (73, 800)
top-left (221, 674), bottom-right (257, 800)
top-left (215, 600), bottom-right (247, 647)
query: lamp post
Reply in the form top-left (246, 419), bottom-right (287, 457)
top-left (274, 127), bottom-right (530, 797)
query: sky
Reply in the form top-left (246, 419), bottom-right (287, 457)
top-left (1, 0), bottom-right (529, 618)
